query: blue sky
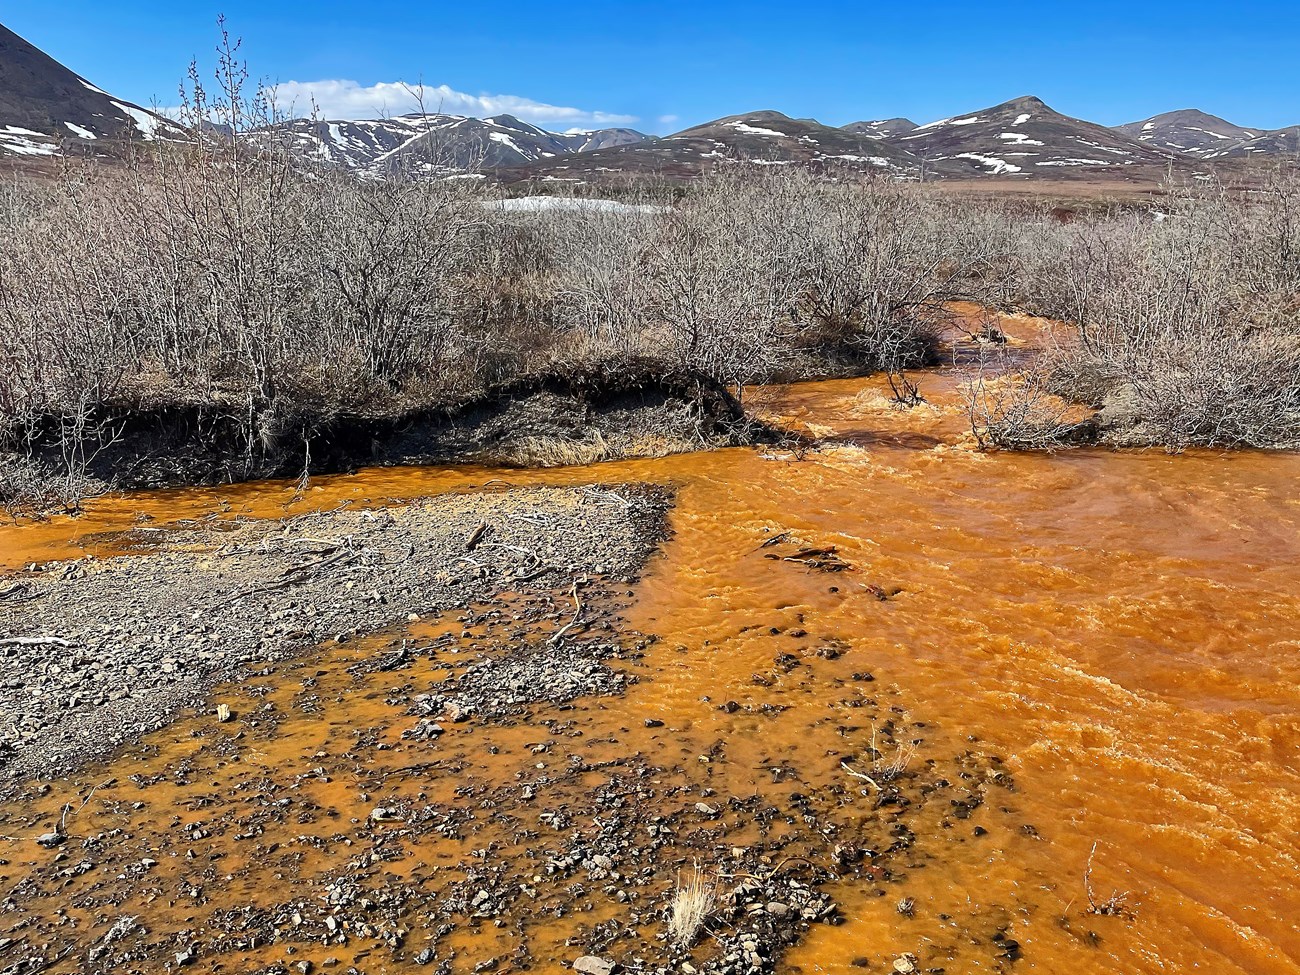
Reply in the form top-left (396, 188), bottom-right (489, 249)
top-left (4, 1), bottom-right (1299, 133)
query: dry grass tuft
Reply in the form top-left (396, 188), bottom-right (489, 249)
top-left (668, 862), bottom-right (718, 948)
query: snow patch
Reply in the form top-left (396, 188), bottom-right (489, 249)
top-left (63, 122), bottom-right (98, 140)
top-left (999, 132), bottom-right (1043, 145)
top-left (726, 121), bottom-right (787, 138)
top-left (824, 154), bottom-right (891, 167)
top-left (952, 152), bottom-right (1021, 174)
top-left (488, 130), bottom-right (524, 154)
top-left (1013, 113), bottom-right (1032, 126)
top-left (486, 197), bottom-right (664, 214)
top-left (111, 101), bottom-right (164, 140)
top-left (0, 131), bottom-right (59, 156)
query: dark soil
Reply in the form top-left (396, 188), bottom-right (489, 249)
top-left (9, 369), bottom-right (761, 494)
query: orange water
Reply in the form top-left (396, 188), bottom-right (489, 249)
top-left (2, 323), bottom-right (1299, 974)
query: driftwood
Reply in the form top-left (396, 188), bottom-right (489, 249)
top-left (764, 546), bottom-right (851, 572)
top-left (0, 583), bottom-right (41, 605)
top-left (466, 522), bottom-right (489, 551)
top-left (231, 542), bottom-right (371, 601)
top-left (0, 636), bottom-right (73, 648)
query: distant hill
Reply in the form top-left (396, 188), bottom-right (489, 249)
top-left (266, 113), bottom-right (652, 176)
top-left (504, 110), bottom-right (922, 183)
top-left (1113, 110), bottom-right (1300, 160)
top-left (1114, 109), bottom-right (1261, 158)
top-left (0, 22), bottom-right (182, 159)
top-left (842, 118), bottom-right (918, 139)
top-left (893, 95), bottom-right (1172, 177)
top-left (554, 127), bottom-right (651, 153)
top-left (1, 21), bottom-right (1296, 187)
top-left (1213, 125), bottom-right (1300, 159)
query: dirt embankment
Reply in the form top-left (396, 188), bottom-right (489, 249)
top-left (8, 369), bottom-right (760, 497)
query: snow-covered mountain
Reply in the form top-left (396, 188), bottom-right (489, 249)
top-left (507, 110), bottom-right (922, 183)
top-left (1, 20), bottom-right (1295, 186)
top-left (1112, 110), bottom-right (1300, 160)
top-left (0, 22), bottom-right (183, 159)
top-left (554, 127), bottom-right (650, 152)
top-left (1208, 125), bottom-right (1300, 159)
top-left (263, 113), bottom-right (651, 176)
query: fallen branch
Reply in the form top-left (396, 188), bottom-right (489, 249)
top-left (60, 778), bottom-right (113, 833)
top-left (766, 546), bottom-right (852, 572)
top-left (0, 583), bottom-right (40, 605)
top-left (549, 577), bottom-right (588, 644)
top-left (466, 521), bottom-right (489, 551)
top-left (0, 636), bottom-right (73, 648)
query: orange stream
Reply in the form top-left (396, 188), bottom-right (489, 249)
top-left (2, 324), bottom-right (1299, 974)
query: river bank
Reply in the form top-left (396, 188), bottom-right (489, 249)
top-left (0, 484), bottom-right (670, 790)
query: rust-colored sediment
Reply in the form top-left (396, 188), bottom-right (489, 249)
top-left (1, 315), bottom-right (1298, 974)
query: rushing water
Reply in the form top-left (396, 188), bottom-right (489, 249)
top-left (2, 320), bottom-right (1299, 974)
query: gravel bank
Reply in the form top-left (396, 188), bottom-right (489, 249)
top-left (0, 484), bottom-right (669, 791)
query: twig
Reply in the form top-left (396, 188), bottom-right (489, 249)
top-left (549, 577), bottom-right (588, 644)
top-left (840, 761), bottom-right (882, 792)
top-left (60, 777), bottom-right (113, 833)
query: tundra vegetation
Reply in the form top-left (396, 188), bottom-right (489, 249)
top-left (0, 47), bottom-right (1297, 514)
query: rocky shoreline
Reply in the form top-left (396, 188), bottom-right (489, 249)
top-left (0, 479), bottom-right (1023, 975)
top-left (0, 483), bottom-right (670, 792)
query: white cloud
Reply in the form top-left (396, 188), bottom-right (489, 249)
top-left (658, 114), bottom-right (680, 126)
top-left (265, 79), bottom-right (637, 127)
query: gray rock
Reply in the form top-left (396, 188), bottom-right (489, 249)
top-left (574, 958), bottom-right (616, 975)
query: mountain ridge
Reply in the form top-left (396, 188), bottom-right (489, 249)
top-left (0, 22), bottom-right (1296, 185)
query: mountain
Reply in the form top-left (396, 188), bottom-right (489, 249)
top-left (503, 110), bottom-right (922, 183)
top-left (842, 118), bottom-right (918, 138)
top-left (893, 95), bottom-right (1172, 176)
top-left (266, 113), bottom-right (651, 176)
top-left (555, 127), bottom-right (651, 152)
top-left (0, 22), bottom-right (182, 159)
top-left (1, 21), bottom-right (1292, 187)
top-left (1114, 109), bottom-right (1261, 157)
top-left (1213, 125), bottom-right (1300, 159)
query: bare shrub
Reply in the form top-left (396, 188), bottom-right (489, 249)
top-left (965, 360), bottom-right (1092, 451)
top-left (1017, 171), bottom-right (1300, 449)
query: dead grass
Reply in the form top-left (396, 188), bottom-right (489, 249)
top-left (668, 862), bottom-right (718, 948)
top-left (497, 431), bottom-right (697, 468)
